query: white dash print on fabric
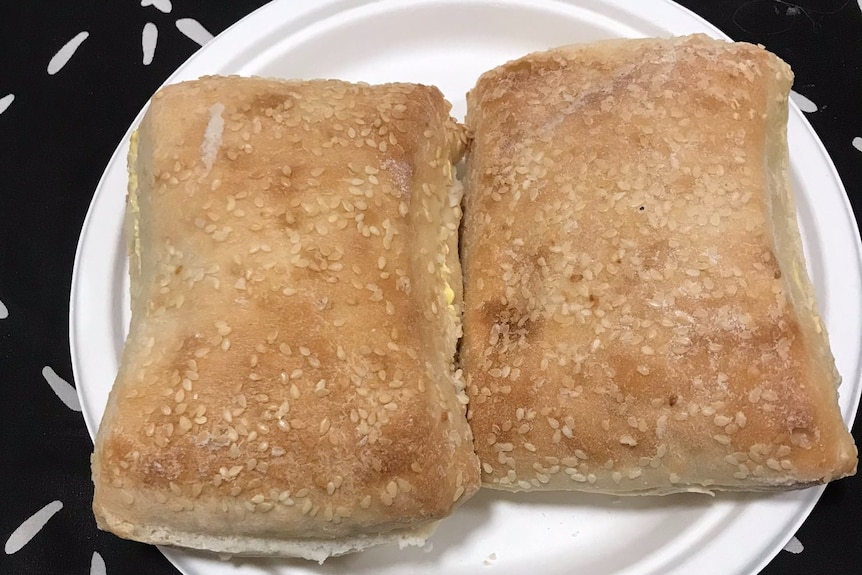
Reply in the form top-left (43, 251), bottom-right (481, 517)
top-left (48, 31), bottom-right (90, 75)
top-left (41, 366), bottom-right (82, 411)
top-left (852, 137), bottom-right (862, 153)
top-left (141, 0), bottom-right (172, 13)
top-left (90, 551), bottom-right (107, 575)
top-left (790, 90), bottom-right (817, 113)
top-left (0, 298), bottom-right (8, 319)
top-left (176, 18), bottom-right (214, 46)
top-left (783, 535), bottom-right (804, 554)
top-left (5, 8), bottom-right (213, 127)
top-left (0, 94), bottom-right (14, 117)
top-left (142, 22), bottom-right (158, 65)
top-left (4, 500), bottom-right (64, 554)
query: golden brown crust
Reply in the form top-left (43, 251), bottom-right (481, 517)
top-left (92, 76), bottom-right (479, 557)
top-left (462, 35), bottom-right (857, 494)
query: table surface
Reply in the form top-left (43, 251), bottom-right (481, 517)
top-left (1, 1), bottom-right (860, 573)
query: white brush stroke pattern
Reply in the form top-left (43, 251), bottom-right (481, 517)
top-left (852, 137), bottom-right (862, 153)
top-left (142, 22), bottom-right (158, 65)
top-left (0, 298), bottom-right (8, 319)
top-left (141, 0), bottom-right (172, 13)
top-left (47, 31), bottom-right (89, 75)
top-left (4, 501), bottom-right (64, 554)
top-left (790, 90), bottom-right (817, 113)
top-left (0, 94), bottom-right (13, 117)
top-left (41, 366), bottom-right (82, 411)
top-left (783, 535), bottom-right (804, 554)
top-left (176, 18), bottom-right (214, 46)
top-left (90, 551), bottom-right (107, 575)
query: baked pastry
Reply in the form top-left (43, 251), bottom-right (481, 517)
top-left (92, 76), bottom-right (479, 560)
top-left (462, 35), bottom-right (857, 494)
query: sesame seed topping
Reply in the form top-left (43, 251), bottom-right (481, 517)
top-left (460, 37), bottom-right (822, 494)
top-left (105, 77), bottom-right (481, 529)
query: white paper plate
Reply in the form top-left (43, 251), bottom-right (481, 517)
top-left (70, 1), bottom-right (862, 574)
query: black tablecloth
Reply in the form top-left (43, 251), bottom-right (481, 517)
top-left (1, 1), bottom-right (860, 573)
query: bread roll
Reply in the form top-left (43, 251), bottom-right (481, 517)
top-left (462, 35), bottom-right (857, 494)
top-left (92, 76), bottom-right (479, 560)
